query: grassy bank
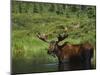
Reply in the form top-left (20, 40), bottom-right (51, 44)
top-left (12, 12), bottom-right (96, 63)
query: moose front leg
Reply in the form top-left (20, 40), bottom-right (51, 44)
top-left (58, 56), bottom-right (66, 71)
top-left (58, 57), bottom-right (70, 71)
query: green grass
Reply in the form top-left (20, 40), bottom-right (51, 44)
top-left (12, 13), bottom-right (96, 62)
top-left (12, 30), bottom-right (58, 64)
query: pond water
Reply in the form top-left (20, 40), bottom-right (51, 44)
top-left (12, 62), bottom-right (95, 74)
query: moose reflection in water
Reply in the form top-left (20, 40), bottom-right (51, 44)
top-left (37, 33), bottom-right (94, 71)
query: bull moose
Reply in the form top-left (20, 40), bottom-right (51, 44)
top-left (37, 33), bottom-right (94, 70)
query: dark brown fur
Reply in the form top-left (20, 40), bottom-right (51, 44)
top-left (48, 41), bottom-right (94, 69)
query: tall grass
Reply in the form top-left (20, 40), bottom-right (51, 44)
top-left (12, 30), bottom-right (58, 64)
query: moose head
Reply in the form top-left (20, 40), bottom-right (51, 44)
top-left (36, 32), bottom-right (68, 56)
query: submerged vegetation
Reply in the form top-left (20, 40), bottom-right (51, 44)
top-left (12, 1), bottom-right (96, 73)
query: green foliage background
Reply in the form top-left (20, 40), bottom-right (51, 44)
top-left (12, 1), bottom-right (96, 73)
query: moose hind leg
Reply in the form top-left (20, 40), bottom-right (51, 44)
top-left (83, 50), bottom-right (92, 69)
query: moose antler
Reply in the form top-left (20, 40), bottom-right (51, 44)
top-left (36, 32), bottom-right (48, 43)
top-left (57, 33), bottom-right (68, 43)
top-left (36, 32), bottom-right (68, 44)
